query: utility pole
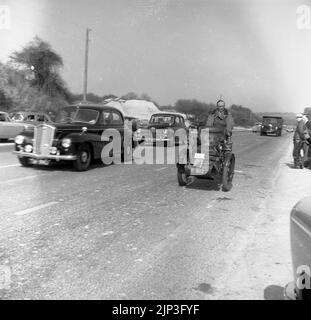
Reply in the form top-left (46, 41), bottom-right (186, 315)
top-left (83, 27), bottom-right (91, 102)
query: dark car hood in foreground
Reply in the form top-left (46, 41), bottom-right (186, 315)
top-left (290, 197), bottom-right (311, 279)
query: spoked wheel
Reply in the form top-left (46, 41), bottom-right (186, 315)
top-left (222, 153), bottom-right (235, 192)
top-left (73, 144), bottom-right (92, 171)
top-left (177, 165), bottom-right (190, 186)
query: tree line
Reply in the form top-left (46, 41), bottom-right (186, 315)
top-left (0, 36), bottom-right (259, 127)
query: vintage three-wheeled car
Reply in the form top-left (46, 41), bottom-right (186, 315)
top-left (176, 126), bottom-right (235, 192)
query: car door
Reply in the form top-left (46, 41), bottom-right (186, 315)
top-left (98, 110), bottom-right (125, 159)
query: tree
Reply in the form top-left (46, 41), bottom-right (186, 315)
top-left (10, 36), bottom-right (67, 97)
top-left (0, 89), bottom-right (13, 111)
top-left (174, 99), bottom-right (215, 121)
top-left (140, 93), bottom-right (151, 101)
top-left (102, 94), bottom-right (118, 101)
top-left (121, 92), bottom-right (139, 100)
top-left (230, 104), bottom-right (259, 127)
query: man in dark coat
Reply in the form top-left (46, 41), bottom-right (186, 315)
top-left (204, 99), bottom-right (234, 150)
top-left (205, 100), bottom-right (234, 136)
top-left (293, 114), bottom-right (306, 168)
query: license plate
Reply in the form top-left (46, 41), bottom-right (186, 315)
top-left (193, 153), bottom-right (205, 168)
top-left (38, 160), bottom-right (50, 165)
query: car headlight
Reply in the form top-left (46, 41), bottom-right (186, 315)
top-left (24, 144), bottom-right (33, 153)
top-left (61, 138), bottom-right (71, 148)
top-left (15, 135), bottom-right (24, 145)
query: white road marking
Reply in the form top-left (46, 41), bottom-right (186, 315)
top-left (0, 143), bottom-right (14, 147)
top-left (155, 166), bottom-right (168, 171)
top-left (0, 164), bottom-right (20, 169)
top-left (235, 170), bottom-right (244, 173)
top-left (0, 173), bottom-right (54, 185)
top-left (14, 201), bottom-right (58, 216)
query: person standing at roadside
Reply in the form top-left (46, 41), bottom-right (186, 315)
top-left (293, 114), bottom-right (306, 168)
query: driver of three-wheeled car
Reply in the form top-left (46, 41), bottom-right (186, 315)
top-left (205, 99), bottom-right (234, 142)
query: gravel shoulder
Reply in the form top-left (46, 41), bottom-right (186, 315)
top-left (215, 142), bottom-right (311, 299)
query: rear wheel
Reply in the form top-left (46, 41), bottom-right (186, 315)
top-left (18, 156), bottom-right (32, 167)
top-left (73, 144), bottom-right (92, 171)
top-left (222, 153), bottom-right (235, 192)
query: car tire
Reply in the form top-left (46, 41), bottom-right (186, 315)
top-left (73, 144), bottom-right (92, 171)
top-left (177, 166), bottom-right (189, 186)
top-left (222, 153), bottom-right (235, 192)
top-left (18, 156), bottom-right (32, 167)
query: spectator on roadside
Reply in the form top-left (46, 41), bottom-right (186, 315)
top-left (293, 113), bottom-right (306, 168)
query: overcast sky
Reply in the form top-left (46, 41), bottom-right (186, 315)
top-left (1, 0), bottom-right (311, 112)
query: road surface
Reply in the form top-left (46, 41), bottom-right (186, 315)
top-left (0, 131), bottom-right (299, 299)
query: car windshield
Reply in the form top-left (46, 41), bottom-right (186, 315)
top-left (263, 118), bottom-right (279, 124)
top-left (150, 115), bottom-right (175, 125)
top-left (11, 114), bottom-right (24, 121)
top-left (56, 107), bottom-right (99, 124)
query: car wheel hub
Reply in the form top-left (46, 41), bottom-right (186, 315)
top-left (81, 151), bottom-right (88, 163)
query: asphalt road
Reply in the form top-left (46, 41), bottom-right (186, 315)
top-left (0, 131), bottom-right (293, 299)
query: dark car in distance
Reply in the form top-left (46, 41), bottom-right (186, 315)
top-left (260, 116), bottom-right (283, 136)
top-left (13, 104), bottom-right (132, 171)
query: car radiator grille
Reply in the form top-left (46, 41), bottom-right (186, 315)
top-left (33, 125), bottom-right (55, 156)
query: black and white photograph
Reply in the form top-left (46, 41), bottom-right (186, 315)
top-left (0, 0), bottom-right (311, 305)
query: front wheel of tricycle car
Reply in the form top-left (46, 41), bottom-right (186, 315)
top-left (222, 153), bottom-right (235, 192)
top-left (177, 165), bottom-right (189, 186)
top-left (18, 156), bottom-right (32, 167)
top-left (73, 144), bottom-right (92, 171)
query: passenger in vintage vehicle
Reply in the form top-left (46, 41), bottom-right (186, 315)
top-left (0, 111), bottom-right (32, 141)
top-left (284, 197), bottom-right (311, 300)
top-left (134, 112), bottom-right (188, 146)
top-left (13, 104), bottom-right (132, 171)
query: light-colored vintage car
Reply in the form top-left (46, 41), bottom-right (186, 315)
top-left (0, 111), bottom-right (30, 141)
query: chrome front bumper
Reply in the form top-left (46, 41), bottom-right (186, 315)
top-left (13, 151), bottom-right (77, 161)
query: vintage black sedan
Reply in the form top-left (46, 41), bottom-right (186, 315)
top-left (13, 104), bottom-right (132, 171)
